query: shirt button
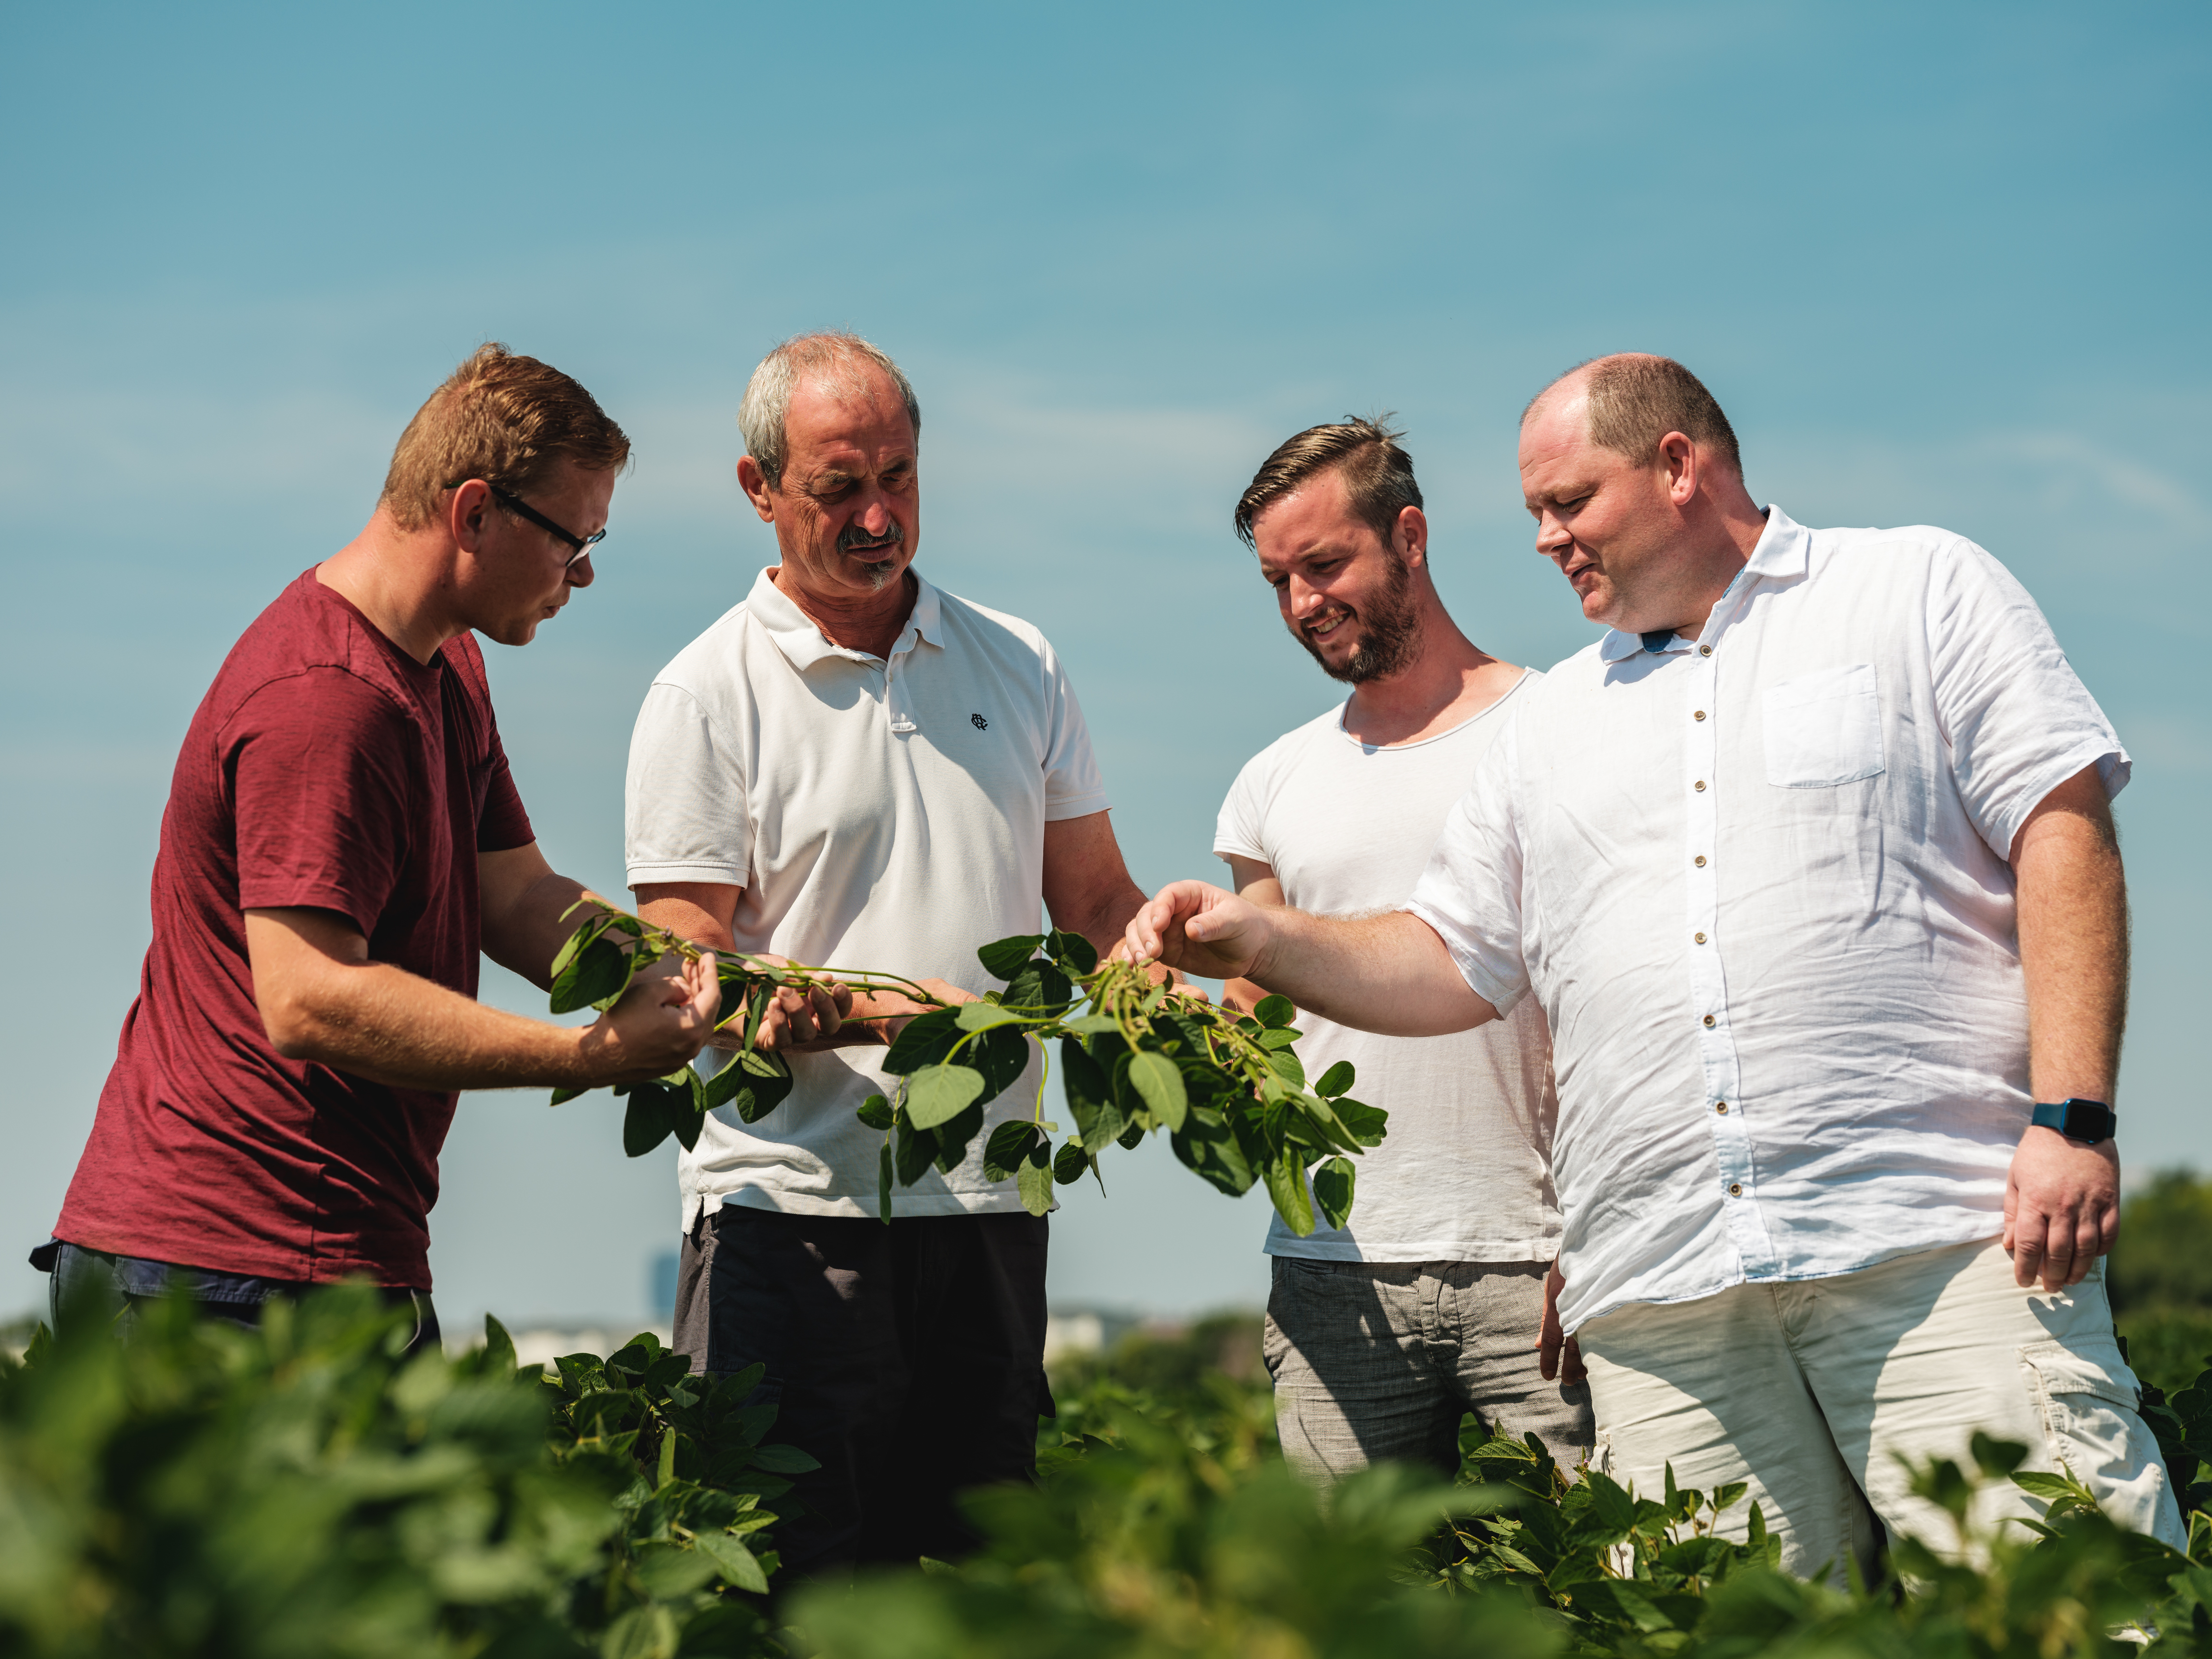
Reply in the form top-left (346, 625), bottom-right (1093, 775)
top-left (1694, 780), bottom-right (1707, 792)
top-left (1694, 854), bottom-right (1707, 867)
top-left (1694, 932), bottom-right (1707, 944)
top-left (1699, 644), bottom-right (1713, 657)
top-left (1715, 1102), bottom-right (1729, 1114)
top-left (1694, 710), bottom-right (1707, 721)
top-left (1702, 1014), bottom-right (1716, 1028)
top-left (1728, 1182), bottom-right (1743, 1196)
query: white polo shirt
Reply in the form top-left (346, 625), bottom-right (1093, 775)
top-left (1214, 674), bottom-right (1561, 1265)
top-left (624, 566), bottom-right (1109, 1228)
top-left (1407, 507), bottom-right (2129, 1334)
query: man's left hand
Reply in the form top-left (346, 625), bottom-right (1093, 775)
top-left (2004, 1125), bottom-right (2120, 1291)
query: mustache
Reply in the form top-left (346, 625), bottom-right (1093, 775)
top-left (838, 521), bottom-right (905, 559)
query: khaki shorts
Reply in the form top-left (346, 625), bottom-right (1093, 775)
top-left (1577, 1235), bottom-right (2185, 1582)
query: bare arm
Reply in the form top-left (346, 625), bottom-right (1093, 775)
top-left (2003, 763), bottom-right (2128, 1291)
top-left (1042, 810), bottom-right (1150, 961)
top-left (634, 880), bottom-right (901, 1051)
top-left (1124, 879), bottom-right (1495, 1037)
top-left (480, 842), bottom-right (601, 990)
top-left (1218, 855), bottom-right (1284, 1015)
top-left (244, 904), bottom-right (718, 1091)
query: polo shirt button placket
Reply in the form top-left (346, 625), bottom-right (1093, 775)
top-left (883, 652), bottom-right (917, 737)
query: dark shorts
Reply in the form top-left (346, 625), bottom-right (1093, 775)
top-left (673, 1204), bottom-right (1050, 1577)
top-left (32, 1238), bottom-right (441, 1353)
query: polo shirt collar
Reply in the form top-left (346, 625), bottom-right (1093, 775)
top-left (1596, 504), bottom-right (1811, 662)
top-left (745, 565), bottom-right (944, 670)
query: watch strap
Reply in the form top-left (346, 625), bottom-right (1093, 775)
top-left (2030, 1098), bottom-right (2117, 1145)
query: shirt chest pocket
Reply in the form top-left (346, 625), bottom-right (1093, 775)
top-left (1761, 663), bottom-right (1884, 788)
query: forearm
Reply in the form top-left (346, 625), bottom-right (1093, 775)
top-left (1252, 909), bottom-right (1495, 1036)
top-left (265, 958), bottom-right (606, 1090)
top-left (2013, 776), bottom-right (2128, 1103)
top-left (482, 870), bottom-right (602, 989)
top-left (1051, 876), bottom-right (1149, 964)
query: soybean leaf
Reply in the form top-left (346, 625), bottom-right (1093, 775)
top-left (704, 1049), bottom-right (793, 1122)
top-left (856, 1092), bottom-right (896, 1131)
top-left (1253, 994), bottom-right (1297, 1029)
top-left (906, 1063), bottom-right (988, 1129)
top-left (1052, 1138), bottom-right (1090, 1185)
top-left (1314, 1060), bottom-right (1357, 1098)
top-left (1016, 1147), bottom-right (1055, 1216)
top-left (984, 1120), bottom-right (1042, 1182)
top-left (548, 1084), bottom-right (588, 1106)
top-left (1047, 928), bottom-right (1099, 976)
top-left (749, 1443), bottom-right (822, 1474)
top-left (1170, 1111), bottom-right (1256, 1197)
top-left (1060, 1014), bottom-right (1120, 1037)
top-left (1062, 1038), bottom-right (1124, 1150)
top-left (955, 1002), bottom-right (1027, 1032)
top-left (1126, 1049), bottom-right (1189, 1132)
top-left (550, 934), bottom-right (630, 1014)
top-left (1264, 1143), bottom-right (1317, 1237)
top-left (878, 1142), bottom-right (895, 1223)
top-left (547, 915), bottom-right (606, 985)
top-left (692, 1529), bottom-right (769, 1595)
top-left (672, 1089), bottom-right (705, 1153)
top-left (882, 1006), bottom-right (964, 1074)
top-left (977, 934), bottom-right (1047, 979)
top-left (895, 1117), bottom-right (938, 1187)
top-left (623, 1085), bottom-right (676, 1158)
top-left (1258, 1028), bottom-right (1301, 1051)
top-left (971, 1023), bottom-right (1032, 1102)
top-left (1313, 1156), bottom-right (1357, 1230)
top-left (1003, 961), bottom-right (1076, 1018)
top-left (1267, 1047), bottom-right (1307, 1090)
top-left (931, 1100), bottom-right (986, 1173)
top-left (1332, 1097), bottom-right (1390, 1148)
top-left (1116, 1119), bottom-right (1146, 1150)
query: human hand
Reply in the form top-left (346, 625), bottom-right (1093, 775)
top-left (1537, 1259), bottom-right (1586, 1385)
top-left (1122, 881), bottom-right (1275, 981)
top-left (867, 976), bottom-right (978, 1046)
top-left (587, 949), bottom-right (721, 1082)
top-left (2005, 1125), bottom-right (2120, 1291)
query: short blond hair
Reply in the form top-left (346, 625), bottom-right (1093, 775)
top-left (379, 344), bottom-right (631, 531)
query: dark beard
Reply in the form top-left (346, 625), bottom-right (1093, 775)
top-left (1296, 554), bottom-right (1421, 684)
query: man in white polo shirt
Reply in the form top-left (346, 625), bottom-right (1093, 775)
top-left (1126, 355), bottom-right (2183, 1579)
top-left (1213, 416), bottom-right (1589, 1480)
top-left (624, 332), bottom-right (1150, 1574)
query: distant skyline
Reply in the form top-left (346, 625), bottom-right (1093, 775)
top-left (3, 1), bottom-right (2205, 1330)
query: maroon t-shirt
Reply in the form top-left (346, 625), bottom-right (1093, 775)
top-left (56, 570), bottom-right (536, 1289)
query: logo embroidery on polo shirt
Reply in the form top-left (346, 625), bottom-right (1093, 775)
top-left (971, 713), bottom-right (989, 729)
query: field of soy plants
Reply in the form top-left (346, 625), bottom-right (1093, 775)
top-left (5, 1191), bottom-right (2211, 1659)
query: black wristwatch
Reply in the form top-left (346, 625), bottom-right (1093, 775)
top-left (2030, 1098), bottom-right (2117, 1146)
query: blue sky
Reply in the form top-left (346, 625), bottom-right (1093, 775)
top-left (3, 1), bottom-right (2205, 1329)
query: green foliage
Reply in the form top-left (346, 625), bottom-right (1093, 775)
top-left (871, 932), bottom-right (1390, 1235)
top-left (790, 1334), bottom-right (2212, 1659)
top-left (0, 1285), bottom-right (800, 1658)
top-left (2113, 1169), bottom-right (2212, 1317)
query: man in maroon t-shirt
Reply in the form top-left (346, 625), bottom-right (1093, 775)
top-left (38, 345), bottom-right (842, 1343)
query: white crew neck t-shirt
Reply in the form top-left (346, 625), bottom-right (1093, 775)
top-left (625, 566), bottom-right (1110, 1231)
top-left (1214, 670), bottom-right (1560, 1263)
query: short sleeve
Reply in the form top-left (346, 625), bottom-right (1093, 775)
top-left (625, 682), bottom-right (752, 888)
top-left (477, 723), bottom-right (535, 852)
top-left (1403, 714), bottom-right (1532, 1014)
top-left (1927, 538), bottom-right (2131, 860)
top-left (1212, 750), bottom-right (1271, 866)
top-left (1037, 638), bottom-right (1110, 822)
top-left (228, 669), bottom-right (420, 937)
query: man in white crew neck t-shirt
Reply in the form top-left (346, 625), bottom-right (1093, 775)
top-left (1213, 418), bottom-right (1593, 1480)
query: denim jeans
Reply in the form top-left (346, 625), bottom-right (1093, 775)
top-left (32, 1238), bottom-right (440, 1353)
top-left (1263, 1255), bottom-right (1594, 1482)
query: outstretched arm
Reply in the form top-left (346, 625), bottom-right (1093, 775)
top-left (2004, 763), bottom-right (2127, 1291)
top-left (1123, 879), bottom-right (1496, 1037)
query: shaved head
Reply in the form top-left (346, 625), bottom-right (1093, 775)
top-left (1526, 353), bottom-right (1743, 481)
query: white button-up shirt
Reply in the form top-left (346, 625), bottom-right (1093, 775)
top-left (625, 567), bottom-right (1109, 1228)
top-left (1407, 507), bottom-right (2129, 1333)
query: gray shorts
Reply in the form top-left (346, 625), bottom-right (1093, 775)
top-left (1263, 1255), bottom-right (1594, 1481)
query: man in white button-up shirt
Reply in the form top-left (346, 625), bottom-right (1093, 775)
top-left (625, 333), bottom-right (1152, 1575)
top-left (1127, 354), bottom-right (2184, 1579)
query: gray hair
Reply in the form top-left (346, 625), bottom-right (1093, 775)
top-left (737, 331), bottom-right (922, 489)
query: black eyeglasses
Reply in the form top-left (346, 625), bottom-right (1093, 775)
top-left (487, 484), bottom-right (606, 569)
